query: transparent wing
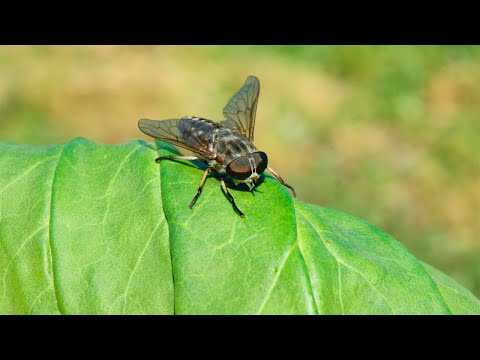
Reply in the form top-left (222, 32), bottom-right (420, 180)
top-left (221, 75), bottom-right (260, 142)
top-left (138, 118), bottom-right (214, 158)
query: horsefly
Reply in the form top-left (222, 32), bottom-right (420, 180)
top-left (138, 75), bottom-right (296, 217)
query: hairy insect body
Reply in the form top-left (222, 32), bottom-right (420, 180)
top-left (179, 116), bottom-right (258, 176)
top-left (177, 117), bottom-right (218, 152)
top-left (214, 127), bottom-right (258, 165)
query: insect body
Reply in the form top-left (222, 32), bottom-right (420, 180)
top-left (138, 75), bottom-right (296, 217)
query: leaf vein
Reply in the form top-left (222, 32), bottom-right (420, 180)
top-left (0, 156), bottom-right (57, 194)
top-left (296, 206), bottom-right (395, 314)
top-left (154, 141), bottom-right (176, 315)
top-left (122, 218), bottom-right (163, 314)
top-left (27, 284), bottom-right (54, 314)
top-left (257, 242), bottom-right (297, 314)
top-left (46, 144), bottom-right (67, 314)
top-left (293, 209), bottom-right (319, 314)
top-left (1, 225), bottom-right (48, 304)
top-left (338, 264), bottom-right (345, 314)
top-left (101, 146), bottom-right (142, 233)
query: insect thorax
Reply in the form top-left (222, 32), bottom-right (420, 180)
top-left (212, 127), bottom-right (257, 165)
top-left (180, 116), bottom-right (257, 174)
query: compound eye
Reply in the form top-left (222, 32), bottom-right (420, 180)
top-left (252, 151), bottom-right (268, 174)
top-left (226, 156), bottom-right (252, 180)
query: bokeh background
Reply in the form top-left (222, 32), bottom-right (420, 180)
top-left (1, 45), bottom-right (479, 296)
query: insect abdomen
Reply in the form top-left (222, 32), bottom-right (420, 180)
top-left (178, 116), bottom-right (219, 145)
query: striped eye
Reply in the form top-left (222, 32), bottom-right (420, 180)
top-left (252, 151), bottom-right (268, 175)
top-left (226, 156), bottom-right (252, 180)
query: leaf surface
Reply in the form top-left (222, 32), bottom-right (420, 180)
top-left (0, 139), bottom-right (478, 314)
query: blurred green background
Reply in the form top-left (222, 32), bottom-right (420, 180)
top-left (1, 45), bottom-right (479, 296)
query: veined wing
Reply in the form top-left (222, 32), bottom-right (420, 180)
top-left (138, 117), bottom-right (215, 158)
top-left (221, 75), bottom-right (260, 142)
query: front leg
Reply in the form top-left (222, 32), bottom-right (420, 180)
top-left (220, 178), bottom-right (245, 218)
top-left (189, 168), bottom-right (211, 209)
top-left (155, 155), bottom-right (199, 163)
top-left (267, 166), bottom-right (297, 197)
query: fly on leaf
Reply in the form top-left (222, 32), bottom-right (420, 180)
top-left (138, 75), bottom-right (296, 218)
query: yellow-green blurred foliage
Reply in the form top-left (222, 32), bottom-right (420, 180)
top-left (1, 45), bottom-right (479, 295)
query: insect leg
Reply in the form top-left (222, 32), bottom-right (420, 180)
top-left (267, 166), bottom-right (297, 198)
top-left (155, 155), bottom-right (199, 163)
top-left (220, 178), bottom-right (245, 218)
top-left (189, 168), bottom-right (211, 209)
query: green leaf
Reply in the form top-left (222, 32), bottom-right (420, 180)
top-left (1, 138), bottom-right (479, 314)
top-left (420, 262), bottom-right (480, 315)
